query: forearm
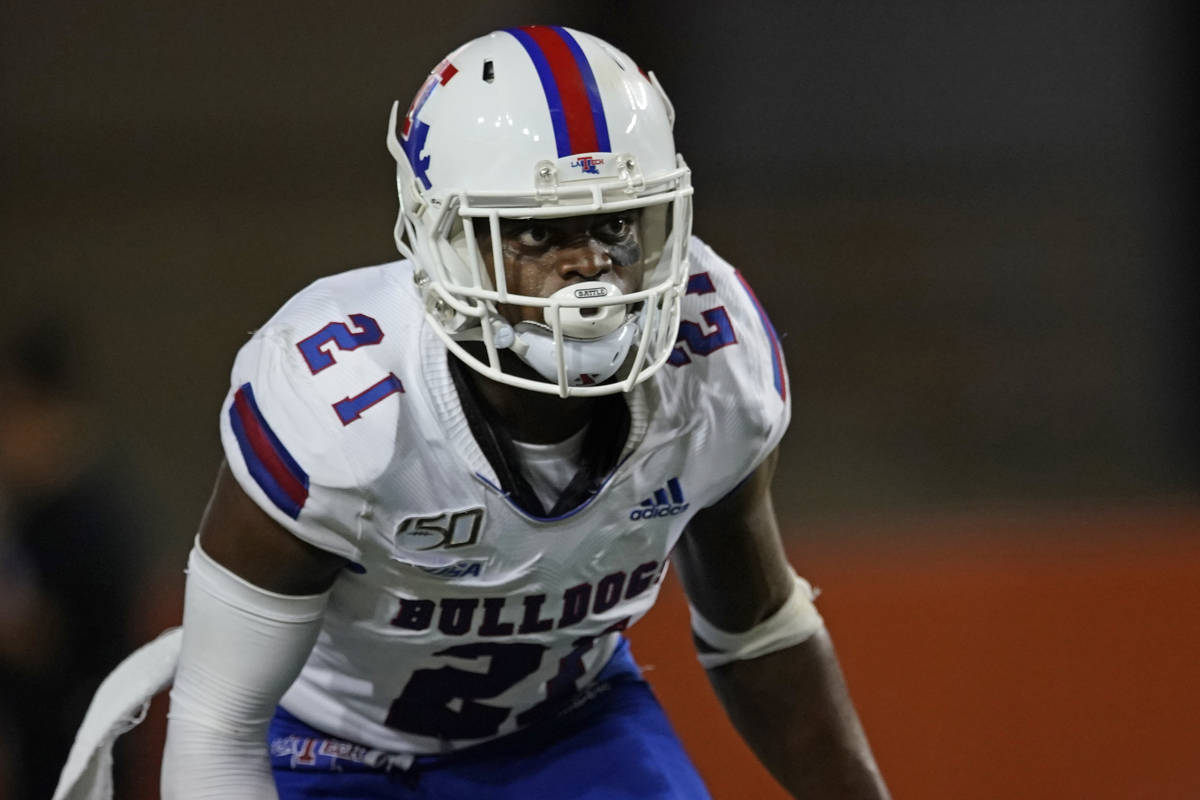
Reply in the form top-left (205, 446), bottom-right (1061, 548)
top-left (707, 629), bottom-right (889, 800)
top-left (162, 542), bottom-right (328, 799)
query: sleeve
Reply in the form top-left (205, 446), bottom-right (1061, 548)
top-left (724, 264), bottom-right (791, 468)
top-left (218, 317), bottom-right (388, 563)
top-left (681, 239), bottom-right (792, 486)
top-left (161, 543), bottom-right (329, 799)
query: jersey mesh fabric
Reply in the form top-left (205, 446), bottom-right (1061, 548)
top-left (216, 236), bottom-right (789, 756)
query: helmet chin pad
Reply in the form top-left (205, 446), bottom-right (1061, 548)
top-left (510, 313), bottom-right (640, 387)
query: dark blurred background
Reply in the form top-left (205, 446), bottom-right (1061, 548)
top-left (1, 1), bottom-right (1195, 798)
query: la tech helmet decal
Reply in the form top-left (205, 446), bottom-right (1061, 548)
top-left (401, 59), bottom-right (459, 189)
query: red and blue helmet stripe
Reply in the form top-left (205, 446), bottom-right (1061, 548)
top-left (505, 25), bottom-right (612, 158)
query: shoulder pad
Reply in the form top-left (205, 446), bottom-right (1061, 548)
top-left (218, 264), bottom-right (416, 559)
top-left (667, 238), bottom-right (791, 471)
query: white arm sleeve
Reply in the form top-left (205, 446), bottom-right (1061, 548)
top-left (161, 541), bottom-right (330, 799)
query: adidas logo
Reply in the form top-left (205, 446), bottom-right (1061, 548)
top-left (629, 477), bottom-right (690, 521)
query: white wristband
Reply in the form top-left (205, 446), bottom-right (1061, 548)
top-left (161, 540), bottom-right (330, 799)
top-left (689, 569), bottom-right (824, 669)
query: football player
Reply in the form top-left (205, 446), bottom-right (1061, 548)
top-left (66, 25), bottom-right (890, 800)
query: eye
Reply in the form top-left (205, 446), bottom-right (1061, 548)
top-left (596, 215), bottom-right (631, 240)
top-left (516, 223), bottom-right (551, 247)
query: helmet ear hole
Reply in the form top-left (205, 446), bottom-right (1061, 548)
top-left (482, 60), bottom-right (495, 83)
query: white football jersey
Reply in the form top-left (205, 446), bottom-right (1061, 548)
top-left (219, 236), bottom-right (790, 755)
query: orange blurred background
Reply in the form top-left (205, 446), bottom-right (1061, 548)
top-left (637, 506), bottom-right (1200, 798)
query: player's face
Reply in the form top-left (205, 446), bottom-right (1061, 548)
top-left (475, 210), bottom-right (645, 326)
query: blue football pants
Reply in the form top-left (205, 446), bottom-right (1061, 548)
top-left (267, 639), bottom-right (712, 799)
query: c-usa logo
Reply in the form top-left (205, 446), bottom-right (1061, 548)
top-left (570, 156), bottom-right (605, 175)
top-left (417, 559), bottom-right (486, 579)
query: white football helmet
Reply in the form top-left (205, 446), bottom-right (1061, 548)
top-left (386, 26), bottom-right (693, 397)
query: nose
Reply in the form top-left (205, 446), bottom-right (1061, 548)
top-left (556, 239), bottom-right (612, 281)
